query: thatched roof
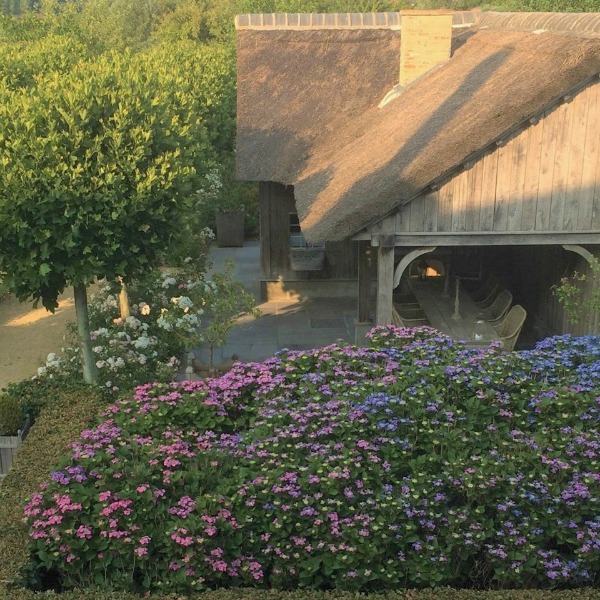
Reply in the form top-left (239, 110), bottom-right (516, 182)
top-left (236, 12), bottom-right (600, 242)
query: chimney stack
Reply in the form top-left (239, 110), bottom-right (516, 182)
top-left (399, 11), bottom-right (453, 87)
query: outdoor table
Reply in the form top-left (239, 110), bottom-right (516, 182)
top-left (410, 278), bottom-right (502, 347)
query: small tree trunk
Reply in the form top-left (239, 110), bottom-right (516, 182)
top-left (118, 277), bottom-right (130, 319)
top-left (74, 283), bottom-right (98, 385)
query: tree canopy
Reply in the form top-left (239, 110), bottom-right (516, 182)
top-left (0, 43), bottom-right (234, 310)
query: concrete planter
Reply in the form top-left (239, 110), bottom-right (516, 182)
top-left (215, 209), bottom-right (245, 247)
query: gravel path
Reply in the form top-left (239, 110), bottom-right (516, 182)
top-left (0, 292), bottom-right (78, 390)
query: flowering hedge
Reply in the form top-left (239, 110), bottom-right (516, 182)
top-left (22, 327), bottom-right (600, 593)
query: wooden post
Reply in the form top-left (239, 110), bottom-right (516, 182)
top-left (357, 241), bottom-right (372, 323)
top-left (376, 244), bottom-right (395, 326)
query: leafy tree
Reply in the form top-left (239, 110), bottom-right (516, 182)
top-left (69, 0), bottom-right (162, 52)
top-left (0, 12), bottom-right (49, 43)
top-left (0, 34), bottom-right (89, 88)
top-left (0, 45), bottom-right (218, 383)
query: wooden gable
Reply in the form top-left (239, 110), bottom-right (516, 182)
top-left (384, 79), bottom-right (600, 245)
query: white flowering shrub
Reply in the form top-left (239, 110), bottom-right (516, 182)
top-left (33, 251), bottom-right (260, 397)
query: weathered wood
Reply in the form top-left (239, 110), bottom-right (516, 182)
top-left (376, 246), bottom-right (395, 325)
top-left (396, 204), bottom-right (411, 232)
top-left (393, 246), bottom-right (437, 288)
top-left (521, 115), bottom-right (544, 231)
top-left (479, 149), bottom-right (498, 232)
top-left (562, 244), bottom-right (596, 265)
top-left (357, 241), bottom-right (372, 323)
top-left (548, 101), bottom-right (570, 231)
top-left (436, 178), bottom-right (454, 232)
top-left (536, 103), bottom-right (560, 231)
top-left (507, 127), bottom-right (527, 231)
top-left (258, 182), bottom-right (272, 280)
top-left (564, 90), bottom-right (589, 230)
top-left (451, 168), bottom-right (467, 232)
top-left (261, 182), bottom-right (358, 287)
top-left (367, 82), bottom-right (600, 241)
top-left (465, 159), bottom-right (483, 231)
top-left (423, 189), bottom-right (438, 232)
top-left (351, 231), bottom-right (600, 246)
top-left (493, 138), bottom-right (513, 231)
top-left (592, 83), bottom-right (600, 231)
top-left (579, 83), bottom-right (599, 231)
top-left (409, 195), bottom-right (425, 232)
top-left (271, 183), bottom-right (294, 278)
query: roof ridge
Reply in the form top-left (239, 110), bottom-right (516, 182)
top-left (476, 11), bottom-right (600, 37)
top-left (235, 11), bottom-right (477, 31)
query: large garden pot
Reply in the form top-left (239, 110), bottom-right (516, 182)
top-left (215, 209), bottom-right (244, 247)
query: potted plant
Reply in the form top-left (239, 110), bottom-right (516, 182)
top-left (196, 162), bottom-right (248, 248)
top-left (0, 393), bottom-right (31, 480)
top-left (215, 205), bottom-right (245, 248)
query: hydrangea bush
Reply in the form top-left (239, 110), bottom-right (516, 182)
top-left (23, 327), bottom-right (600, 593)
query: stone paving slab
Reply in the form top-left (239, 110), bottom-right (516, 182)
top-left (191, 242), bottom-right (359, 367)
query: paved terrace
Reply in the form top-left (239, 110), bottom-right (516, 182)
top-left (191, 242), bottom-right (358, 367)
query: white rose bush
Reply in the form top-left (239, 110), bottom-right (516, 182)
top-left (33, 256), bottom-right (260, 397)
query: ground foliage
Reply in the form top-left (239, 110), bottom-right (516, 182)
top-left (2, 587), bottom-right (600, 600)
top-left (18, 327), bottom-right (600, 594)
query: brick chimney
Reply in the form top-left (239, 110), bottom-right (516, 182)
top-left (399, 10), bottom-right (453, 87)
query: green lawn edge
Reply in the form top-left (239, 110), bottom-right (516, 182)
top-left (2, 588), bottom-right (600, 599)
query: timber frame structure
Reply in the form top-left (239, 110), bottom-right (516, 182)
top-left (236, 10), bottom-right (600, 339)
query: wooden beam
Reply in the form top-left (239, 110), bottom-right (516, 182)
top-left (376, 246), bottom-right (395, 325)
top-left (562, 244), bottom-right (596, 265)
top-left (357, 241), bottom-right (372, 323)
top-left (353, 231), bottom-right (600, 246)
top-left (393, 246), bottom-right (437, 288)
top-left (258, 182), bottom-right (272, 280)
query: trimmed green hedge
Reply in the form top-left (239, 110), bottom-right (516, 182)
top-left (0, 387), bottom-right (104, 586)
top-left (1, 588), bottom-right (600, 599)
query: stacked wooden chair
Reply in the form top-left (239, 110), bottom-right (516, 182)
top-left (481, 289), bottom-right (513, 326)
top-left (392, 303), bottom-right (430, 327)
top-left (492, 305), bottom-right (527, 351)
top-left (472, 275), bottom-right (501, 309)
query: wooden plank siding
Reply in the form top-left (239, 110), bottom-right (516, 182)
top-left (0, 436), bottom-right (21, 481)
top-left (392, 81), bottom-right (600, 237)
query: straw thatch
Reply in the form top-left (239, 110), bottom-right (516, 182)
top-left (236, 13), bottom-right (600, 243)
top-left (236, 28), bottom-right (402, 184)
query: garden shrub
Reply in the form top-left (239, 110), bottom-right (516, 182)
top-left (1, 372), bottom-right (89, 423)
top-left (0, 394), bottom-right (24, 436)
top-left (0, 387), bottom-right (103, 587)
top-left (34, 257), bottom-right (213, 396)
top-left (19, 328), bottom-right (600, 594)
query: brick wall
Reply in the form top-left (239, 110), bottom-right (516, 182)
top-left (399, 12), bottom-right (453, 87)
